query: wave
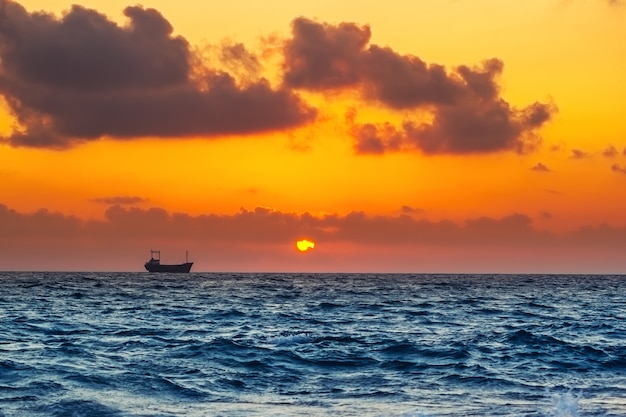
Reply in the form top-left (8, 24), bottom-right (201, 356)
top-left (551, 392), bottom-right (581, 417)
top-left (269, 332), bottom-right (316, 346)
top-left (1, 272), bottom-right (625, 416)
top-left (37, 399), bottom-right (122, 417)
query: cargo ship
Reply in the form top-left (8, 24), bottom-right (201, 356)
top-left (144, 250), bottom-right (193, 273)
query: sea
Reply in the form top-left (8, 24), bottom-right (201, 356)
top-left (0, 272), bottom-right (625, 417)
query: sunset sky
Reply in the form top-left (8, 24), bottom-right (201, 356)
top-left (1, 0), bottom-right (625, 273)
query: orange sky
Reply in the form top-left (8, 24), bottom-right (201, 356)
top-left (0, 0), bottom-right (625, 273)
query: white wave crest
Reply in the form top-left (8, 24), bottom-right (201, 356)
top-left (269, 333), bottom-right (314, 346)
top-left (551, 392), bottom-right (580, 417)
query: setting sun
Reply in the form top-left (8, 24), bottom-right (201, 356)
top-left (296, 239), bottom-right (316, 252)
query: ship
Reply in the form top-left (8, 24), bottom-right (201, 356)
top-left (144, 250), bottom-right (193, 273)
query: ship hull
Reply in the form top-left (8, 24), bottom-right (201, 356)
top-left (144, 262), bottom-right (193, 273)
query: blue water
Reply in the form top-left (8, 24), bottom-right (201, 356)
top-left (1, 273), bottom-right (625, 416)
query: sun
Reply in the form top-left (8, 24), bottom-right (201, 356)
top-left (296, 239), bottom-right (316, 252)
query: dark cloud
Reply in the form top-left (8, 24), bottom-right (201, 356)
top-left (0, 203), bottom-right (82, 237)
top-left (348, 120), bottom-right (403, 154)
top-left (531, 162), bottom-right (552, 172)
top-left (611, 164), bottom-right (626, 174)
top-left (91, 196), bottom-right (148, 205)
top-left (1, 4), bottom-right (190, 91)
top-left (218, 42), bottom-right (262, 82)
top-left (284, 18), bottom-right (556, 155)
top-left (2, 202), bottom-right (623, 248)
top-left (0, 1), bottom-right (315, 149)
top-left (550, 143), bottom-right (566, 153)
top-left (282, 18), bottom-right (371, 89)
top-left (602, 145), bottom-right (619, 158)
top-left (362, 52), bottom-right (504, 109)
top-left (399, 205), bottom-right (424, 215)
top-left (283, 18), bottom-right (499, 107)
top-left (400, 100), bottom-right (552, 155)
top-left (0, 6), bottom-right (555, 155)
top-left (348, 100), bottom-right (554, 155)
top-left (571, 149), bottom-right (590, 159)
top-left (360, 45), bottom-right (463, 108)
top-left (2, 203), bottom-right (625, 271)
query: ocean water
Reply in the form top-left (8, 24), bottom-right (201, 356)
top-left (0, 273), bottom-right (625, 417)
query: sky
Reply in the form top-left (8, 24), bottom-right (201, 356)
top-left (0, 0), bottom-right (625, 273)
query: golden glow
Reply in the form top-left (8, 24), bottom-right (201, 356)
top-left (1, 0), bottom-right (624, 229)
top-left (296, 239), bottom-right (316, 252)
top-left (1, 1), bottom-right (626, 273)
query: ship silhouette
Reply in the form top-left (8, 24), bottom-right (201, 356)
top-left (144, 250), bottom-right (193, 273)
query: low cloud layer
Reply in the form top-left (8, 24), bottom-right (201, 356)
top-left (0, 2), bottom-right (555, 155)
top-left (0, 1), bottom-right (315, 148)
top-left (1, 203), bottom-right (624, 272)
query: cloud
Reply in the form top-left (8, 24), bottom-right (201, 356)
top-left (399, 205), bottom-right (424, 215)
top-left (2, 203), bottom-right (625, 272)
top-left (283, 18), bottom-right (556, 155)
top-left (347, 100), bottom-right (553, 155)
top-left (218, 42), bottom-right (263, 82)
top-left (283, 18), bottom-right (496, 106)
top-left (348, 118), bottom-right (403, 154)
top-left (602, 145), bottom-right (619, 158)
top-left (570, 149), bottom-right (590, 159)
top-left (0, 203), bottom-right (82, 237)
top-left (531, 162), bottom-right (552, 172)
top-left (611, 164), bottom-right (626, 174)
top-left (2, 202), bottom-right (624, 248)
top-left (550, 142), bottom-right (567, 153)
top-left (0, 5), bottom-right (556, 155)
top-left (361, 51), bottom-right (503, 109)
top-left (91, 196), bottom-right (148, 205)
top-left (282, 18), bottom-right (370, 90)
top-left (0, 1), bottom-right (315, 149)
top-left (401, 100), bottom-right (553, 155)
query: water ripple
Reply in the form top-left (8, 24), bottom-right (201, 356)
top-left (0, 272), bottom-right (625, 416)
